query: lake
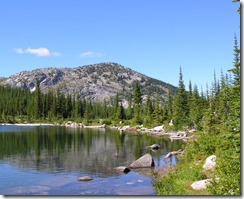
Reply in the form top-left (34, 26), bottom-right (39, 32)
top-left (0, 125), bottom-right (182, 195)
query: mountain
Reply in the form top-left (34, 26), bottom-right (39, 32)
top-left (0, 62), bottom-right (177, 106)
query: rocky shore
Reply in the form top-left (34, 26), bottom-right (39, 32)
top-left (109, 124), bottom-right (197, 142)
top-left (0, 122), bottom-right (197, 142)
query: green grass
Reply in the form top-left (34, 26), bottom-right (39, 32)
top-left (153, 131), bottom-right (216, 195)
top-left (153, 157), bottom-right (212, 195)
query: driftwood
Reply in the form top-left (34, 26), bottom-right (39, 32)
top-left (163, 149), bottom-right (183, 161)
top-left (83, 124), bottom-right (106, 128)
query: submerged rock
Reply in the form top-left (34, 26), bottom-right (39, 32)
top-left (115, 166), bottom-right (131, 173)
top-left (78, 176), bottom-right (93, 181)
top-left (129, 153), bottom-right (155, 168)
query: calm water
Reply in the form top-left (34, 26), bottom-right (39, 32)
top-left (0, 125), bottom-right (182, 195)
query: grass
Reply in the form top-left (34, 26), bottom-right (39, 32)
top-left (153, 131), bottom-right (215, 196)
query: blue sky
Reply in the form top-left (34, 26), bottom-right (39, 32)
top-left (0, 0), bottom-right (240, 90)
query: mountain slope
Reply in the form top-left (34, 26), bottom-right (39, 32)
top-left (0, 62), bottom-right (177, 105)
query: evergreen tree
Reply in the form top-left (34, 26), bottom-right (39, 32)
top-left (113, 93), bottom-right (119, 120)
top-left (126, 94), bottom-right (133, 120)
top-left (102, 99), bottom-right (108, 118)
top-left (162, 86), bottom-right (173, 122)
top-left (189, 84), bottom-right (202, 127)
top-left (153, 92), bottom-right (162, 126)
top-left (132, 81), bottom-right (142, 124)
top-left (34, 79), bottom-right (42, 119)
top-left (172, 67), bottom-right (189, 129)
top-left (116, 102), bottom-right (125, 121)
top-left (133, 81), bottom-right (142, 105)
top-left (83, 98), bottom-right (90, 124)
top-left (143, 91), bottom-right (153, 127)
top-left (228, 33), bottom-right (240, 86)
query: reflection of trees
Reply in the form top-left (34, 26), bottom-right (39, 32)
top-left (0, 126), bottom-right (183, 176)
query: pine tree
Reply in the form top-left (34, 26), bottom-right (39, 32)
top-left (153, 92), bottom-right (162, 126)
top-left (143, 91), bottom-right (153, 127)
top-left (126, 94), bottom-right (133, 120)
top-left (34, 79), bottom-right (42, 119)
top-left (172, 67), bottom-right (189, 129)
top-left (83, 98), bottom-right (91, 124)
top-left (102, 99), bottom-right (108, 118)
top-left (162, 86), bottom-right (173, 122)
top-left (116, 102), bottom-right (125, 121)
top-left (113, 93), bottom-right (119, 120)
top-left (132, 81), bottom-right (142, 124)
top-left (228, 33), bottom-right (240, 86)
top-left (189, 84), bottom-right (202, 127)
top-left (133, 81), bottom-right (142, 105)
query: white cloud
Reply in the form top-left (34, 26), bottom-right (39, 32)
top-left (80, 51), bottom-right (103, 58)
top-left (14, 48), bottom-right (24, 54)
top-left (25, 47), bottom-right (50, 56)
top-left (13, 47), bottom-right (60, 57)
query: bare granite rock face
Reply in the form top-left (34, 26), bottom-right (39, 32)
top-left (0, 62), bottom-right (177, 105)
top-left (129, 153), bottom-right (155, 168)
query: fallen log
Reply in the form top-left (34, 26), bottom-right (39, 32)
top-left (163, 149), bottom-right (183, 161)
top-left (83, 124), bottom-right (106, 128)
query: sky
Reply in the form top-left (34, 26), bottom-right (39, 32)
top-left (0, 0), bottom-right (240, 90)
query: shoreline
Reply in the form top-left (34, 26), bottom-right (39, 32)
top-left (0, 122), bottom-right (195, 142)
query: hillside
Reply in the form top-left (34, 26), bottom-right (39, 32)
top-left (0, 62), bottom-right (177, 106)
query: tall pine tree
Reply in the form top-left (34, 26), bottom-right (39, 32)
top-left (34, 79), bottom-right (42, 119)
top-left (172, 67), bottom-right (189, 129)
top-left (132, 81), bottom-right (142, 124)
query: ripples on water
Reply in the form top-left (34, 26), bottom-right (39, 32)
top-left (0, 125), bottom-right (182, 195)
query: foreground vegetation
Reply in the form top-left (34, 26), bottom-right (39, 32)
top-left (154, 1), bottom-right (240, 193)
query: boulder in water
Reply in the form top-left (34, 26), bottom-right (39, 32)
top-left (129, 153), bottom-right (155, 168)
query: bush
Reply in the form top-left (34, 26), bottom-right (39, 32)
top-left (101, 119), bottom-right (112, 125)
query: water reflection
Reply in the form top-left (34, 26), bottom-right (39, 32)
top-left (0, 125), bottom-right (182, 177)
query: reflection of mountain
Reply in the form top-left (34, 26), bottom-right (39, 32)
top-left (0, 126), bottom-right (182, 177)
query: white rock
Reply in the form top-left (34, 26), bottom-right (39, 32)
top-left (153, 125), bottom-right (164, 131)
top-left (191, 178), bottom-right (219, 190)
top-left (191, 179), bottom-right (210, 190)
top-left (203, 155), bottom-right (216, 171)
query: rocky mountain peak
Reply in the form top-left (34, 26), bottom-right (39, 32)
top-left (0, 62), bottom-right (177, 105)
